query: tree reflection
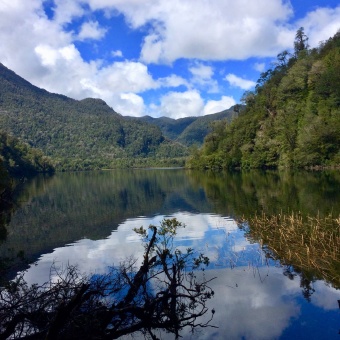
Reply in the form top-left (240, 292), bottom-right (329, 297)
top-left (240, 212), bottom-right (340, 297)
top-left (0, 219), bottom-right (216, 339)
top-left (0, 162), bottom-right (12, 243)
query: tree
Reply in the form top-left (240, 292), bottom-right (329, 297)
top-left (0, 218), bottom-right (216, 339)
top-left (294, 27), bottom-right (309, 57)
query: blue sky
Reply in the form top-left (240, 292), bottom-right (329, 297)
top-left (0, 0), bottom-right (339, 118)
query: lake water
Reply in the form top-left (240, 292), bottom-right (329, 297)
top-left (1, 169), bottom-right (340, 339)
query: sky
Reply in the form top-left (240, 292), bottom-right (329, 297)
top-left (0, 0), bottom-right (340, 118)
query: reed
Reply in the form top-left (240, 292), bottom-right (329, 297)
top-left (240, 212), bottom-right (340, 288)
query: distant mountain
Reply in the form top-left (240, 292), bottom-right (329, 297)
top-left (0, 63), bottom-right (187, 170)
top-left (176, 107), bottom-right (240, 146)
top-left (130, 116), bottom-right (197, 141)
top-left (127, 106), bottom-right (240, 147)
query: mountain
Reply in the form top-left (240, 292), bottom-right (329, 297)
top-left (0, 131), bottom-right (54, 176)
top-left (0, 63), bottom-right (187, 170)
top-left (127, 105), bottom-right (240, 147)
top-left (176, 107), bottom-right (240, 146)
top-left (128, 116), bottom-right (197, 141)
top-left (187, 29), bottom-right (340, 170)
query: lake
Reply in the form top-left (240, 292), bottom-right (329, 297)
top-left (1, 169), bottom-right (340, 339)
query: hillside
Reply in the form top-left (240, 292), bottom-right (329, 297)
top-left (0, 131), bottom-right (54, 176)
top-left (0, 63), bottom-right (187, 170)
top-left (127, 105), bottom-right (239, 147)
top-left (127, 116), bottom-right (197, 141)
top-left (176, 106), bottom-right (240, 146)
top-left (187, 29), bottom-right (340, 170)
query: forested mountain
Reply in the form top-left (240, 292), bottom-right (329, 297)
top-left (127, 106), bottom-right (239, 146)
top-left (0, 131), bottom-right (54, 249)
top-left (0, 132), bottom-right (54, 176)
top-left (0, 63), bottom-right (187, 170)
top-left (187, 29), bottom-right (340, 170)
top-left (176, 107), bottom-right (240, 146)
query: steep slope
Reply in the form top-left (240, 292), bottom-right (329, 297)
top-left (0, 63), bottom-right (187, 170)
top-left (176, 106), bottom-right (239, 146)
top-left (187, 30), bottom-right (340, 169)
top-left (0, 131), bottom-right (54, 176)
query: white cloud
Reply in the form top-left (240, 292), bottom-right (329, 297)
top-left (1, 0), bottom-right (340, 118)
top-left (34, 44), bottom-right (60, 67)
top-left (189, 63), bottom-right (214, 79)
top-left (77, 20), bottom-right (107, 41)
top-left (83, 1), bottom-right (340, 64)
top-left (152, 90), bottom-right (204, 118)
top-left (96, 61), bottom-right (157, 93)
top-left (111, 50), bottom-right (123, 58)
top-left (140, 32), bottom-right (165, 64)
top-left (297, 6), bottom-right (340, 48)
top-left (203, 96), bottom-right (236, 115)
top-left (225, 73), bottom-right (256, 90)
top-left (129, 0), bottom-right (294, 63)
top-left (158, 74), bottom-right (188, 88)
top-left (52, 0), bottom-right (85, 25)
top-left (114, 93), bottom-right (145, 116)
top-left (188, 62), bottom-right (219, 93)
top-left (254, 62), bottom-right (266, 72)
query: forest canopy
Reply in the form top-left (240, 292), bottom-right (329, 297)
top-left (187, 28), bottom-right (340, 170)
top-left (0, 131), bottom-right (54, 176)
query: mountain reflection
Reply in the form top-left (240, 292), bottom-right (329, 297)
top-left (1, 169), bottom-right (340, 338)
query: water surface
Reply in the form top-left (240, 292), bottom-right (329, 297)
top-left (1, 169), bottom-right (340, 339)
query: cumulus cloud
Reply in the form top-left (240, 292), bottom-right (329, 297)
top-left (203, 96), bottom-right (236, 115)
top-left (114, 93), bottom-right (145, 116)
top-left (297, 6), bottom-right (340, 47)
top-left (1, 0), bottom-right (340, 117)
top-left (108, 0), bottom-right (296, 63)
top-left (225, 73), bottom-right (256, 90)
top-left (151, 90), bottom-right (204, 118)
top-left (148, 91), bottom-right (235, 118)
top-left (96, 61), bottom-right (157, 93)
top-left (0, 0), bottom-right (186, 116)
top-left (83, 1), bottom-right (340, 63)
top-left (188, 62), bottom-right (219, 93)
top-left (158, 74), bottom-right (188, 88)
top-left (77, 20), bottom-right (107, 40)
top-left (189, 63), bottom-right (214, 79)
top-left (52, 0), bottom-right (85, 25)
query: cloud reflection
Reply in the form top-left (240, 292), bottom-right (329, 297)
top-left (21, 212), bottom-right (340, 339)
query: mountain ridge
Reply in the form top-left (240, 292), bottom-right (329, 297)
top-left (187, 29), bottom-right (340, 169)
top-left (126, 105), bottom-right (240, 146)
top-left (0, 62), bottom-right (236, 170)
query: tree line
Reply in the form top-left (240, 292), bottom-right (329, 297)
top-left (187, 28), bottom-right (340, 170)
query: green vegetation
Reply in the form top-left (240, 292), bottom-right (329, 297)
top-left (0, 128), bottom-right (54, 252)
top-left (0, 63), bottom-right (189, 170)
top-left (187, 29), bottom-right (340, 170)
top-left (128, 106), bottom-right (239, 147)
top-left (0, 161), bottom-right (12, 244)
top-left (241, 212), bottom-right (340, 290)
top-left (0, 62), bottom-right (239, 171)
top-left (0, 131), bottom-right (54, 176)
top-left (127, 115), bottom-right (197, 141)
top-left (176, 107), bottom-right (240, 146)
top-left (0, 131), bottom-right (54, 271)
